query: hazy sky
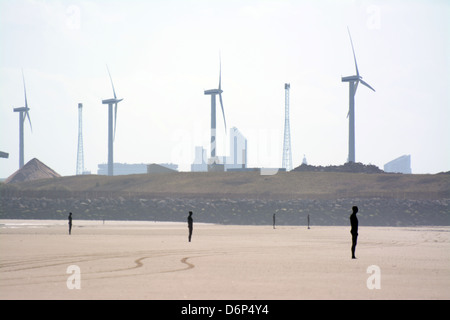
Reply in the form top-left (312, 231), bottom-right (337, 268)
top-left (0, 0), bottom-right (449, 178)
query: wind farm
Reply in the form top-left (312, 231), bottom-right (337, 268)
top-left (5, 37), bottom-right (379, 177)
top-left (0, 1), bottom-right (447, 179)
top-left (0, 25), bottom-right (446, 180)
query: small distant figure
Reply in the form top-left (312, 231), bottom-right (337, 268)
top-left (307, 214), bottom-right (310, 229)
top-left (68, 212), bottom-right (73, 235)
top-left (350, 206), bottom-right (359, 259)
top-left (273, 213), bottom-right (276, 229)
top-left (187, 211), bottom-right (193, 242)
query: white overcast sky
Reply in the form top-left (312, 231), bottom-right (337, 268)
top-left (0, 0), bottom-right (449, 177)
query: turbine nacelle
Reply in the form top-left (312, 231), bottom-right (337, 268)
top-left (204, 89), bottom-right (223, 95)
top-left (13, 107), bottom-right (30, 112)
top-left (341, 75), bottom-right (375, 92)
top-left (102, 98), bottom-right (123, 105)
top-left (341, 75), bottom-right (361, 83)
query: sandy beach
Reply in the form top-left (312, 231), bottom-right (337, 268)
top-left (0, 219), bottom-right (449, 300)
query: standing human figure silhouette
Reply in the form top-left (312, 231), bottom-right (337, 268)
top-left (273, 213), bottom-right (276, 229)
top-left (350, 206), bottom-right (358, 259)
top-left (68, 212), bottom-right (73, 235)
top-left (187, 211), bottom-right (193, 242)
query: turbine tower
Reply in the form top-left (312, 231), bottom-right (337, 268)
top-left (282, 83), bottom-right (292, 171)
top-left (101, 65), bottom-right (123, 176)
top-left (76, 103), bottom-right (85, 175)
top-left (204, 56), bottom-right (227, 163)
top-left (13, 70), bottom-right (32, 169)
top-left (341, 28), bottom-right (375, 163)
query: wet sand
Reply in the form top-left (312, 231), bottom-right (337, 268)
top-left (0, 220), bottom-right (449, 300)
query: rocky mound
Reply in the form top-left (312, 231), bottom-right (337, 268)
top-left (293, 162), bottom-right (384, 174)
top-left (5, 158), bottom-right (61, 184)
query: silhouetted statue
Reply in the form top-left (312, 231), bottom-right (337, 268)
top-left (273, 213), bottom-right (276, 229)
top-left (187, 211), bottom-right (193, 242)
top-left (68, 212), bottom-right (73, 235)
top-left (350, 206), bottom-right (358, 259)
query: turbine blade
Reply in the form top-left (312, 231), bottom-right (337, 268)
top-left (219, 93), bottom-right (226, 132)
top-left (22, 69), bottom-right (28, 108)
top-left (114, 103), bottom-right (118, 140)
top-left (25, 110), bottom-right (32, 132)
top-left (106, 65), bottom-right (117, 99)
top-left (360, 79), bottom-right (375, 92)
top-left (218, 54), bottom-right (222, 90)
top-left (347, 27), bottom-right (359, 77)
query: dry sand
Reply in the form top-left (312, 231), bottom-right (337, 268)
top-left (0, 219), bottom-right (449, 300)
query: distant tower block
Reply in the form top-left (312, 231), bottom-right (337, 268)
top-left (76, 103), bottom-right (85, 175)
top-left (282, 83), bottom-right (293, 171)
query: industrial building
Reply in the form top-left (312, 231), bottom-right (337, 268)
top-left (384, 155), bottom-right (412, 174)
top-left (191, 127), bottom-right (247, 172)
top-left (225, 127), bottom-right (248, 171)
top-left (191, 146), bottom-right (208, 172)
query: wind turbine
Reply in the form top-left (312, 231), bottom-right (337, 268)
top-left (101, 65), bottom-right (123, 176)
top-left (13, 70), bottom-right (33, 169)
top-left (341, 28), bottom-right (375, 163)
top-left (204, 56), bottom-right (227, 163)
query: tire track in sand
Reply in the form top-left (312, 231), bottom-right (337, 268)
top-left (160, 256), bottom-right (195, 273)
top-left (0, 250), bottom-right (223, 287)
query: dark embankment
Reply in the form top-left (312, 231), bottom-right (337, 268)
top-left (1, 170), bottom-right (449, 226)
